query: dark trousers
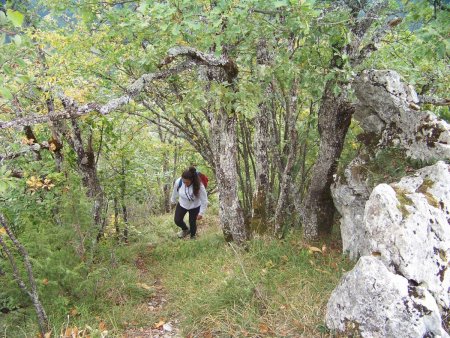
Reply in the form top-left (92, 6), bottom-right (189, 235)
top-left (174, 203), bottom-right (200, 238)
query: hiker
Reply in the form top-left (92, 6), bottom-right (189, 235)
top-left (171, 166), bottom-right (208, 239)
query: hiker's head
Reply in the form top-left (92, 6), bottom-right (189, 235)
top-left (182, 166), bottom-right (200, 196)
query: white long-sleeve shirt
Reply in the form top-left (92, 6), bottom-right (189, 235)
top-left (170, 178), bottom-right (208, 215)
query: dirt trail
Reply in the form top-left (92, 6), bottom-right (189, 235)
top-left (122, 277), bottom-right (182, 337)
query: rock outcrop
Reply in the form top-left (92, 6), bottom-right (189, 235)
top-left (327, 70), bottom-right (450, 337)
top-left (332, 69), bottom-right (450, 259)
top-left (353, 69), bottom-right (450, 161)
top-left (326, 256), bottom-right (447, 338)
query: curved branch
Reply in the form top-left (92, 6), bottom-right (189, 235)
top-left (1, 45), bottom-right (239, 130)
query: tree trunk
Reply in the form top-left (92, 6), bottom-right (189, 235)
top-left (302, 81), bottom-right (353, 240)
top-left (63, 116), bottom-right (105, 228)
top-left (120, 157), bottom-right (129, 242)
top-left (197, 50), bottom-right (248, 245)
top-left (0, 214), bottom-right (49, 336)
top-left (273, 129), bottom-right (298, 236)
top-left (212, 106), bottom-right (248, 244)
top-left (252, 84), bottom-right (271, 230)
top-left (238, 118), bottom-right (253, 218)
top-left (114, 197), bottom-right (120, 237)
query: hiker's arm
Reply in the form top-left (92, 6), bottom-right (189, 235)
top-left (199, 184), bottom-right (208, 216)
top-left (170, 179), bottom-right (179, 204)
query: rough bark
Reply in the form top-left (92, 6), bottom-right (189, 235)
top-left (238, 118), bottom-right (253, 218)
top-left (252, 39), bottom-right (272, 229)
top-left (213, 106), bottom-right (248, 244)
top-left (58, 110), bottom-right (105, 229)
top-left (273, 129), bottom-right (298, 236)
top-left (301, 0), bottom-right (390, 241)
top-left (0, 214), bottom-right (49, 336)
top-left (302, 82), bottom-right (354, 239)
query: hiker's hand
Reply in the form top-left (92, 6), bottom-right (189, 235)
top-left (197, 214), bottom-right (203, 220)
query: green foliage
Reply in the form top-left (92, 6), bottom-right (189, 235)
top-left (0, 0), bottom-right (448, 335)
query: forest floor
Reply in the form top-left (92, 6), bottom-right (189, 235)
top-left (118, 214), bottom-right (353, 338)
top-left (0, 213), bottom-right (353, 337)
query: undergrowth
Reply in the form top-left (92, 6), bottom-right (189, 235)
top-left (1, 212), bottom-right (353, 337)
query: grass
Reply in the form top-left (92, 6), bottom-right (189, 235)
top-left (148, 215), bottom-right (353, 337)
top-left (1, 213), bottom-right (353, 337)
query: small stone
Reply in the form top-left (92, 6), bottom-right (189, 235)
top-left (163, 323), bottom-right (172, 332)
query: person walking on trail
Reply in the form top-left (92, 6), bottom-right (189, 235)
top-left (171, 166), bottom-right (208, 239)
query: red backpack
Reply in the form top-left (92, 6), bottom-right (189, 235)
top-left (177, 172), bottom-right (208, 191)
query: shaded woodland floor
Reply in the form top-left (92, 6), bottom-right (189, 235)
top-left (1, 213), bottom-right (353, 337)
top-left (120, 215), bottom-right (353, 337)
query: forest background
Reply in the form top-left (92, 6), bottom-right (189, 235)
top-left (0, 0), bottom-right (449, 336)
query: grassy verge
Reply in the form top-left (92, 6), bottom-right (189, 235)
top-left (1, 213), bottom-right (353, 337)
top-left (149, 215), bottom-right (353, 337)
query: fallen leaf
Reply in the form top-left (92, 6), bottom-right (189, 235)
top-left (98, 321), bottom-right (107, 331)
top-left (308, 246), bottom-right (322, 254)
top-left (259, 323), bottom-right (269, 334)
top-left (202, 331), bottom-right (212, 338)
top-left (42, 278), bottom-right (49, 286)
top-left (321, 244), bottom-right (327, 253)
top-left (0, 227), bottom-right (6, 236)
top-left (136, 282), bottom-right (153, 291)
top-left (63, 327), bottom-right (78, 337)
top-left (153, 320), bottom-right (165, 329)
top-left (70, 308), bottom-right (78, 316)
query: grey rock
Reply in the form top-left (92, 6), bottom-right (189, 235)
top-left (326, 256), bottom-right (448, 338)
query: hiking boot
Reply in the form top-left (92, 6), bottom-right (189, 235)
top-left (177, 229), bottom-right (190, 238)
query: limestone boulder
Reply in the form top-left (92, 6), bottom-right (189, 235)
top-left (362, 161), bottom-right (450, 310)
top-left (331, 157), bottom-right (372, 259)
top-left (326, 256), bottom-right (448, 338)
top-left (353, 69), bottom-right (450, 161)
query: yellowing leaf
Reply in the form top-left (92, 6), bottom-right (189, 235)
top-left (259, 323), bottom-right (269, 334)
top-left (153, 320), bottom-right (165, 329)
top-left (98, 321), bottom-right (107, 331)
top-left (6, 9), bottom-right (24, 27)
top-left (42, 278), bottom-right (49, 285)
top-left (308, 246), bottom-right (322, 254)
top-left (0, 227), bottom-right (6, 236)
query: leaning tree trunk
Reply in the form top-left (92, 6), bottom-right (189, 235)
top-left (300, 0), bottom-right (390, 241)
top-left (302, 81), bottom-right (353, 240)
top-left (0, 214), bottom-right (49, 336)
